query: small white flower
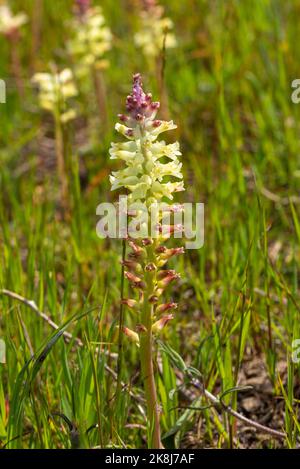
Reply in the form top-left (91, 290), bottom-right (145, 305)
top-left (134, 6), bottom-right (176, 59)
top-left (0, 5), bottom-right (27, 35)
top-left (68, 6), bottom-right (112, 77)
top-left (32, 69), bottom-right (77, 122)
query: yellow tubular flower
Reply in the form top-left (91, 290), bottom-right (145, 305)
top-left (68, 6), bottom-right (112, 77)
top-left (0, 5), bottom-right (27, 36)
top-left (134, 1), bottom-right (176, 59)
top-left (32, 69), bottom-right (78, 123)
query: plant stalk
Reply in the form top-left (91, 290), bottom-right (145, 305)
top-left (54, 115), bottom-right (68, 211)
top-left (139, 245), bottom-right (163, 449)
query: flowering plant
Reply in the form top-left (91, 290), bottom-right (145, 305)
top-left (110, 74), bottom-right (184, 448)
top-left (0, 5), bottom-right (27, 37)
top-left (32, 68), bottom-right (78, 207)
top-left (68, 5), bottom-right (112, 77)
top-left (134, 1), bottom-right (176, 59)
top-left (32, 69), bottom-right (78, 123)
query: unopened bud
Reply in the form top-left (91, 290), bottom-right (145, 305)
top-left (122, 326), bottom-right (140, 344)
top-left (156, 302), bottom-right (178, 314)
top-left (159, 247), bottom-right (185, 260)
top-left (142, 238), bottom-right (153, 246)
top-left (125, 271), bottom-right (146, 289)
top-left (158, 271), bottom-right (180, 288)
top-left (149, 295), bottom-right (159, 303)
top-left (136, 324), bottom-right (147, 333)
top-left (121, 259), bottom-right (141, 272)
top-left (152, 314), bottom-right (174, 334)
top-left (145, 263), bottom-right (156, 272)
top-left (121, 298), bottom-right (138, 310)
top-left (128, 240), bottom-right (145, 258)
top-left (157, 269), bottom-right (176, 280)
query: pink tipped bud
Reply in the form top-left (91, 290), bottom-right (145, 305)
top-left (159, 247), bottom-right (185, 260)
top-left (153, 120), bottom-right (161, 127)
top-left (121, 298), bottom-right (138, 310)
top-left (159, 224), bottom-right (183, 236)
top-left (75, 0), bottom-right (90, 16)
top-left (151, 102), bottom-right (160, 110)
top-left (125, 129), bottom-right (134, 137)
top-left (149, 295), bottom-right (159, 303)
top-left (145, 263), bottom-right (156, 272)
top-left (125, 271), bottom-right (145, 289)
top-left (158, 271), bottom-right (180, 288)
top-left (128, 240), bottom-right (146, 258)
top-left (122, 326), bottom-right (139, 344)
top-left (121, 259), bottom-right (141, 272)
top-left (142, 238), bottom-right (153, 246)
top-left (157, 269), bottom-right (176, 280)
top-left (118, 114), bottom-right (129, 122)
top-left (123, 73), bottom-right (161, 125)
top-left (128, 240), bottom-right (142, 253)
top-left (152, 314), bottom-right (174, 334)
top-left (155, 245), bottom-right (167, 254)
top-left (156, 302), bottom-right (178, 314)
top-left (136, 323), bottom-right (147, 333)
top-left (161, 204), bottom-right (184, 214)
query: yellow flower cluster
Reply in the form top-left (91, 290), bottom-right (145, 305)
top-left (0, 4), bottom-right (27, 35)
top-left (32, 69), bottom-right (78, 123)
top-left (68, 6), bottom-right (112, 77)
top-left (134, 3), bottom-right (176, 58)
top-left (110, 75), bottom-right (184, 203)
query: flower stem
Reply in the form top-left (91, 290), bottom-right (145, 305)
top-left (139, 244), bottom-right (163, 449)
top-left (54, 115), bottom-right (68, 211)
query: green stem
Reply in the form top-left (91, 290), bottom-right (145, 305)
top-left (139, 244), bottom-right (163, 449)
top-left (116, 239), bottom-right (126, 397)
top-left (54, 115), bottom-right (68, 211)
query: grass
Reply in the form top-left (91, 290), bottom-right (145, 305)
top-left (0, 0), bottom-right (300, 449)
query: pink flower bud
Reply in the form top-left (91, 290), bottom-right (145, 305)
top-left (121, 298), bottom-right (138, 310)
top-left (128, 240), bottom-right (145, 257)
top-left (157, 271), bottom-right (180, 288)
top-left (157, 269), bottom-right (176, 280)
top-left (152, 314), bottom-right (174, 334)
top-left (158, 247), bottom-right (185, 260)
top-left (122, 326), bottom-right (139, 344)
top-left (149, 295), bottom-right (159, 303)
top-left (142, 238), bottom-right (153, 246)
top-left (156, 302), bottom-right (178, 314)
top-left (121, 259), bottom-right (141, 272)
top-left (145, 263), bottom-right (156, 272)
top-left (125, 271), bottom-right (146, 289)
top-left (136, 323), bottom-right (147, 333)
top-left (159, 224), bottom-right (183, 236)
top-left (75, 0), bottom-right (90, 16)
top-left (161, 204), bottom-right (184, 214)
top-left (122, 74), bottom-right (161, 126)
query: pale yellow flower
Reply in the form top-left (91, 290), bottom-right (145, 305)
top-left (32, 69), bottom-right (78, 122)
top-left (109, 74), bottom-right (184, 203)
top-left (0, 5), bottom-right (27, 35)
top-left (134, 7), bottom-right (176, 58)
top-left (68, 6), bottom-right (112, 77)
